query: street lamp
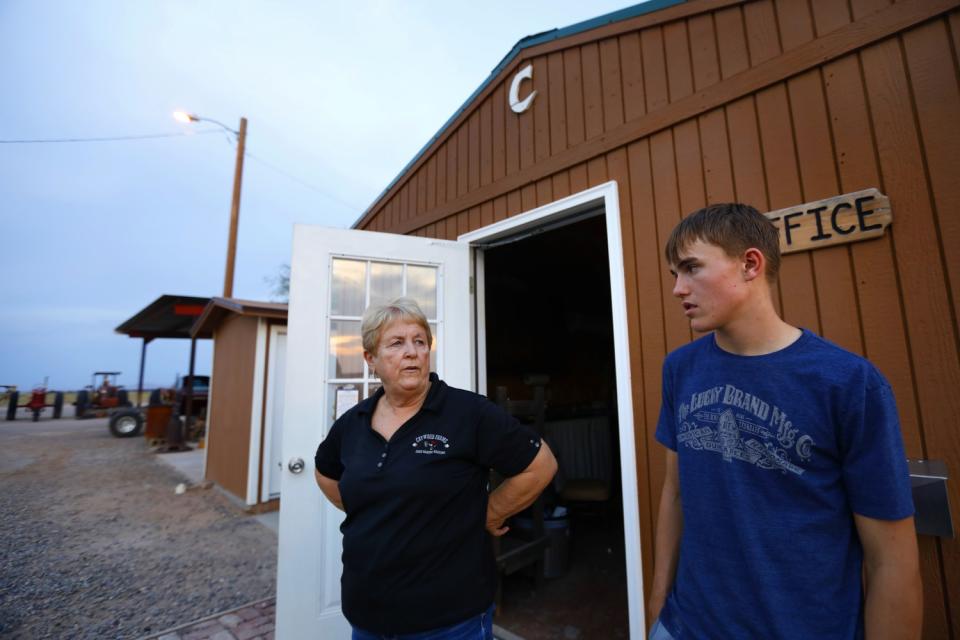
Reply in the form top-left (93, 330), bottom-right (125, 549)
top-left (173, 110), bottom-right (248, 298)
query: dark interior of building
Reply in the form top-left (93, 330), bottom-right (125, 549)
top-left (484, 213), bottom-right (629, 639)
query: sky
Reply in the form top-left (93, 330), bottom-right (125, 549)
top-left (0, 0), bottom-right (636, 392)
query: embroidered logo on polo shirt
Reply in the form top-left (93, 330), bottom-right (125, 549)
top-left (412, 434), bottom-right (450, 455)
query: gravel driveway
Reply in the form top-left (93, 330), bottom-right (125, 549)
top-left (0, 417), bottom-right (277, 639)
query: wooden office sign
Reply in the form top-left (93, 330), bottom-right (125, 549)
top-left (765, 189), bottom-right (891, 255)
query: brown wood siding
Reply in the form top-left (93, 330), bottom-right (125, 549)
top-left (358, 1), bottom-right (960, 635)
top-left (205, 314), bottom-right (258, 503)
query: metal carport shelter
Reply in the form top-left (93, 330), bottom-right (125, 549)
top-left (114, 294), bottom-right (211, 446)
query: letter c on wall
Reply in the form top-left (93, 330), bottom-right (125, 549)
top-left (509, 63), bottom-right (537, 114)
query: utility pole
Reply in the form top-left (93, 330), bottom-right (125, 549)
top-left (223, 117), bottom-right (247, 298)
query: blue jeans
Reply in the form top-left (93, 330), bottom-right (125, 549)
top-left (351, 604), bottom-right (494, 640)
top-left (648, 618), bottom-right (675, 640)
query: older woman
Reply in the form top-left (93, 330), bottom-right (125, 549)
top-left (314, 297), bottom-right (557, 640)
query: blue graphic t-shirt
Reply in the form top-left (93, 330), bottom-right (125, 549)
top-left (655, 329), bottom-right (913, 640)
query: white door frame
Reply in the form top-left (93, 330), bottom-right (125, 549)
top-left (459, 180), bottom-right (646, 639)
top-left (261, 324), bottom-right (287, 501)
top-left (246, 318), bottom-right (268, 506)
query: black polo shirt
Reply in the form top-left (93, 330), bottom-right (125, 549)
top-left (314, 373), bottom-right (541, 634)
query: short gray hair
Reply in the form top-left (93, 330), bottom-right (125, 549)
top-left (361, 297), bottom-right (433, 354)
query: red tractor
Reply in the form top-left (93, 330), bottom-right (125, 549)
top-left (74, 372), bottom-right (132, 419)
top-left (3, 383), bottom-right (65, 422)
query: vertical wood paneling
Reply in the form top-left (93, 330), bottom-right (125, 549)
top-left (426, 155), bottom-right (437, 211)
top-left (700, 109), bottom-right (735, 202)
top-left (533, 57), bottom-right (551, 164)
top-left (663, 21), bottom-right (694, 101)
top-left (651, 130), bottom-right (688, 353)
top-left (480, 100), bottom-right (493, 188)
top-left (505, 80), bottom-right (521, 176)
top-left (569, 163), bottom-right (588, 193)
top-left (689, 13), bottom-right (721, 91)
top-left (416, 167), bottom-right (427, 219)
top-left (586, 156), bottom-right (607, 189)
top-left (774, 0), bottom-right (815, 51)
top-left (666, 21), bottom-right (702, 220)
top-left (535, 177), bottom-right (552, 207)
top-left (743, 0), bottom-right (781, 65)
top-left (552, 170), bottom-right (571, 200)
top-left (863, 33), bottom-right (960, 638)
top-left (788, 68), bottom-right (862, 353)
top-left (493, 195), bottom-right (508, 225)
top-left (446, 137), bottom-right (458, 203)
top-left (810, 0), bottom-right (852, 35)
top-left (521, 184), bottom-right (537, 211)
top-left (620, 33), bottom-right (647, 122)
top-left (480, 201), bottom-right (494, 227)
top-left (507, 189), bottom-right (522, 217)
top-left (626, 138), bottom-right (668, 605)
top-left (457, 126), bottom-right (469, 197)
top-left (606, 146), bottom-right (654, 604)
top-left (600, 38), bottom-right (625, 130)
top-left (436, 145), bottom-right (448, 208)
top-left (755, 82), bottom-right (820, 332)
top-left (563, 48), bottom-right (586, 147)
top-left (903, 18), bottom-right (960, 345)
top-left (581, 43), bottom-right (604, 139)
top-left (547, 52), bottom-right (568, 156)
top-left (397, 186), bottom-right (407, 228)
top-left (674, 119), bottom-right (705, 218)
top-left (519, 66), bottom-right (536, 170)
top-left (641, 28), bottom-right (669, 112)
top-left (492, 84), bottom-right (507, 182)
top-left (469, 112), bottom-right (481, 192)
top-left (715, 6), bottom-right (749, 76)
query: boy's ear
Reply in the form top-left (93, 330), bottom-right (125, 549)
top-left (742, 247), bottom-right (765, 282)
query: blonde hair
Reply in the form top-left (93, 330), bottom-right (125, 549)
top-left (361, 297), bottom-right (432, 354)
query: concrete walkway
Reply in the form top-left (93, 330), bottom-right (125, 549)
top-left (155, 447), bottom-right (279, 534)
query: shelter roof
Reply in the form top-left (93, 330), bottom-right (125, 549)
top-left (115, 295), bottom-right (211, 340)
top-left (190, 297), bottom-right (288, 339)
top-left (352, 0), bottom-right (686, 229)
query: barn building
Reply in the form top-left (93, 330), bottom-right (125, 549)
top-left (277, 0), bottom-right (960, 637)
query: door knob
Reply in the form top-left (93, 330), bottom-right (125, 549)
top-left (288, 457), bottom-right (305, 474)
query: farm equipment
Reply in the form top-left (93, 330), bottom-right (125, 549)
top-left (3, 383), bottom-right (65, 421)
top-left (106, 374), bottom-right (209, 440)
top-left (74, 372), bottom-right (131, 419)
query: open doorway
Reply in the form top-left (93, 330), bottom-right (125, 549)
top-left (482, 212), bottom-right (629, 639)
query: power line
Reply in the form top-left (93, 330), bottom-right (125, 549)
top-left (0, 129), bottom-right (223, 144)
top-left (1, 125), bottom-right (364, 213)
top-left (243, 148), bottom-right (363, 212)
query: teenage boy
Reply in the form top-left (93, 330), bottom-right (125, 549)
top-left (647, 203), bottom-right (921, 639)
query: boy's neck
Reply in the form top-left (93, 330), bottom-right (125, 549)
top-left (714, 298), bottom-right (802, 356)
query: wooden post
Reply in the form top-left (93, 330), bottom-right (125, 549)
top-left (223, 117), bottom-right (247, 298)
top-left (136, 337), bottom-right (152, 408)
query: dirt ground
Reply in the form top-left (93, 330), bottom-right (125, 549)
top-left (0, 417), bottom-right (277, 639)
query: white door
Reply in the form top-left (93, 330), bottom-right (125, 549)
top-left (275, 226), bottom-right (471, 639)
top-left (263, 326), bottom-right (287, 500)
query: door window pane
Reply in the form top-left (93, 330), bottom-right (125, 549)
top-left (329, 320), bottom-right (363, 378)
top-left (331, 259), bottom-right (366, 316)
top-left (370, 262), bottom-right (403, 309)
top-left (407, 265), bottom-right (437, 318)
top-left (429, 322), bottom-right (437, 372)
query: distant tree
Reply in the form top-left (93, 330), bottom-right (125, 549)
top-left (266, 263), bottom-right (290, 301)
